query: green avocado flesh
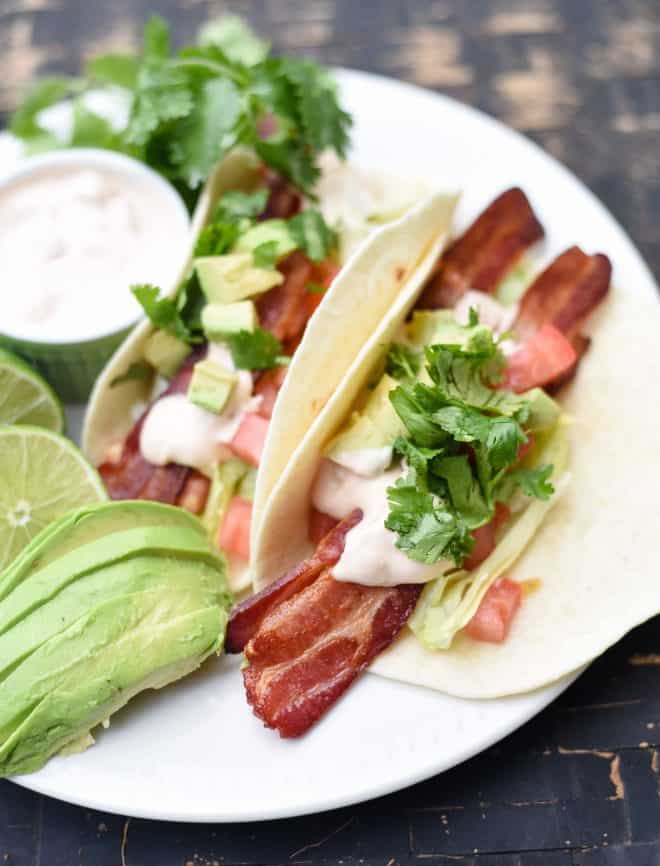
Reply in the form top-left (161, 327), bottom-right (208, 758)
top-left (0, 501), bottom-right (231, 777)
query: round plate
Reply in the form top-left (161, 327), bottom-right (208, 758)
top-left (11, 68), bottom-right (659, 822)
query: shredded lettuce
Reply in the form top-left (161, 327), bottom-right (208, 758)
top-left (409, 421), bottom-right (569, 650)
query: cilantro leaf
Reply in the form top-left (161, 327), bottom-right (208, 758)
top-left (386, 343), bottom-right (421, 380)
top-left (507, 464), bottom-right (555, 501)
top-left (307, 281), bottom-right (326, 294)
top-left (144, 15), bottom-right (171, 59)
top-left (485, 416), bottom-right (527, 470)
top-left (288, 209), bottom-right (337, 262)
top-left (223, 328), bottom-right (287, 369)
top-left (215, 189), bottom-right (268, 221)
top-left (132, 284), bottom-right (195, 343)
top-left (170, 77), bottom-right (242, 187)
top-left (385, 471), bottom-right (472, 565)
top-left (70, 102), bottom-right (121, 149)
top-left (86, 54), bottom-right (140, 89)
top-left (198, 15), bottom-right (270, 66)
top-left (9, 77), bottom-right (81, 141)
top-left (433, 455), bottom-right (492, 529)
top-left (127, 61), bottom-right (194, 148)
top-left (194, 221), bottom-right (240, 257)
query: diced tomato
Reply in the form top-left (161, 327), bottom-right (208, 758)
top-left (503, 324), bottom-right (577, 393)
top-left (218, 496), bottom-right (252, 560)
top-left (464, 577), bottom-right (522, 643)
top-left (304, 259), bottom-right (341, 319)
top-left (463, 503), bottom-right (511, 571)
top-left (308, 508), bottom-right (339, 545)
top-left (229, 413), bottom-right (269, 467)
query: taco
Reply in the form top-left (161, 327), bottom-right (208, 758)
top-left (226, 186), bottom-right (646, 737)
top-left (82, 150), bottom-right (457, 592)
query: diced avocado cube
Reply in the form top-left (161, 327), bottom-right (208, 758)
top-left (196, 253), bottom-right (283, 304)
top-left (143, 330), bottom-right (190, 378)
top-left (202, 300), bottom-right (257, 341)
top-left (237, 466), bottom-right (257, 502)
top-left (324, 373), bottom-right (406, 460)
top-left (202, 458), bottom-right (249, 541)
top-left (523, 388), bottom-right (561, 433)
top-left (234, 219), bottom-right (297, 262)
top-left (188, 360), bottom-right (237, 415)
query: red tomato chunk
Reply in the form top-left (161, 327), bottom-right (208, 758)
top-left (230, 413), bottom-right (269, 467)
top-left (218, 496), bottom-right (253, 560)
top-left (503, 324), bottom-right (576, 393)
top-left (464, 577), bottom-right (522, 643)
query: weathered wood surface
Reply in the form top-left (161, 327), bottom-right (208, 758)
top-left (1, 0), bottom-right (659, 863)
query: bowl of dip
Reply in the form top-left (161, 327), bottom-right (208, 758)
top-left (0, 148), bottom-right (191, 401)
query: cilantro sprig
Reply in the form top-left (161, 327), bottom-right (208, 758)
top-left (385, 322), bottom-right (554, 567)
top-left (10, 15), bottom-right (352, 196)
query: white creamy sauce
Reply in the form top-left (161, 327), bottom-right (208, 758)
top-left (139, 345), bottom-right (261, 476)
top-left (453, 289), bottom-right (518, 335)
top-left (0, 164), bottom-right (186, 341)
top-left (330, 445), bottom-right (393, 477)
top-left (312, 458), bottom-right (445, 586)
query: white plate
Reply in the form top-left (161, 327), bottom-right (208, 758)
top-left (10, 68), bottom-right (659, 822)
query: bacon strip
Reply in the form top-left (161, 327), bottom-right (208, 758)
top-left (98, 351), bottom-right (202, 503)
top-left (513, 247), bottom-right (611, 390)
top-left (243, 573), bottom-right (422, 737)
top-left (418, 187), bottom-right (544, 310)
top-left (515, 246), bottom-right (611, 343)
top-left (259, 170), bottom-right (302, 221)
top-left (226, 510), bottom-right (362, 653)
top-left (256, 250), bottom-right (314, 348)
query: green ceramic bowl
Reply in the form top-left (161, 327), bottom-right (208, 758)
top-left (0, 149), bottom-right (191, 403)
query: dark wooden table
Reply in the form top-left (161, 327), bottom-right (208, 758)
top-left (2, 1), bottom-right (659, 863)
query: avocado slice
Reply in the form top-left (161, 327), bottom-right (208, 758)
top-left (522, 387), bottom-right (561, 433)
top-left (233, 219), bottom-right (297, 262)
top-left (202, 458), bottom-right (249, 542)
top-left (0, 501), bottom-right (231, 777)
top-left (143, 330), bottom-right (191, 378)
top-left (187, 359), bottom-right (237, 414)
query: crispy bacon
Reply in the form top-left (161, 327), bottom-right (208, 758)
top-left (418, 187), bottom-right (544, 310)
top-left (512, 247), bottom-right (611, 390)
top-left (515, 246), bottom-right (611, 343)
top-left (98, 351), bottom-right (201, 503)
top-left (257, 250), bottom-right (314, 347)
top-left (243, 574), bottom-right (422, 737)
top-left (226, 510), bottom-right (362, 653)
top-left (259, 170), bottom-right (302, 221)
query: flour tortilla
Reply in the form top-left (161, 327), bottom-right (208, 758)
top-left (82, 150), bottom-right (264, 464)
top-left (255, 265), bottom-right (660, 698)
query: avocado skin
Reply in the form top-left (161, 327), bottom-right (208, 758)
top-left (0, 501), bottom-right (231, 777)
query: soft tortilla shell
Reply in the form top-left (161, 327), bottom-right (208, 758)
top-left (252, 192), bottom-right (458, 586)
top-left (372, 286), bottom-right (660, 697)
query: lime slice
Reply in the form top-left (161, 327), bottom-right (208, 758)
top-left (0, 348), bottom-right (64, 432)
top-left (0, 425), bottom-right (107, 570)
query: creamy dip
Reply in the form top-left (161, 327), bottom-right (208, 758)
top-left (312, 458), bottom-right (446, 586)
top-left (0, 162), bottom-right (188, 342)
top-left (139, 345), bottom-right (261, 476)
top-left (453, 289), bottom-right (518, 335)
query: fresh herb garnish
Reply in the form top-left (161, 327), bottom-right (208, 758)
top-left (385, 321), bottom-right (554, 566)
top-left (131, 283), bottom-right (198, 343)
top-left (306, 281), bottom-right (326, 294)
top-left (252, 240), bottom-right (282, 269)
top-left (223, 328), bottom-right (288, 370)
top-left (385, 343), bottom-right (421, 380)
top-left (288, 210), bottom-right (338, 262)
top-left (10, 15), bottom-right (352, 195)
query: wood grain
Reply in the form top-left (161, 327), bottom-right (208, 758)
top-left (0, 1), bottom-right (659, 864)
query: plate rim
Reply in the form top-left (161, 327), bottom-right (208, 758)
top-left (8, 65), bottom-right (660, 822)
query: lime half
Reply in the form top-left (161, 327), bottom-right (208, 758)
top-left (0, 348), bottom-right (65, 432)
top-left (0, 425), bottom-right (107, 570)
